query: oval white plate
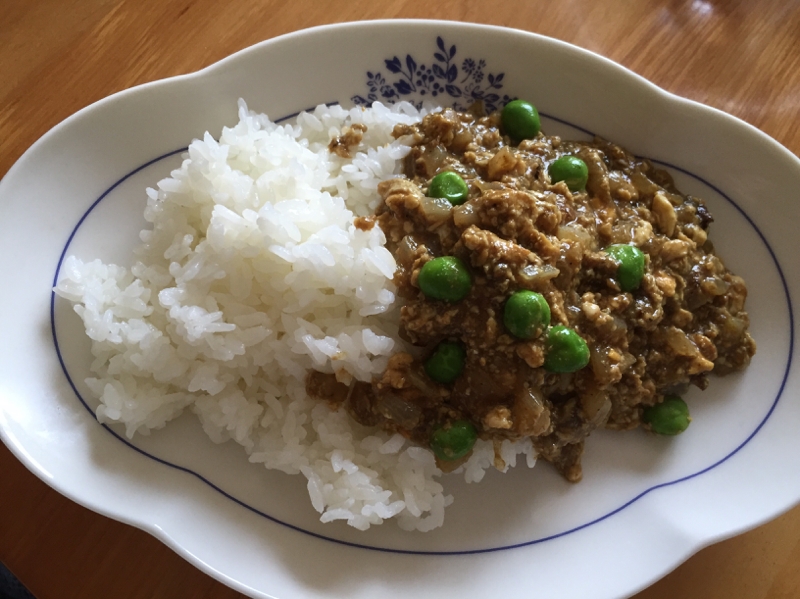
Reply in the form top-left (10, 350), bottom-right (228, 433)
top-left (1, 20), bottom-right (799, 599)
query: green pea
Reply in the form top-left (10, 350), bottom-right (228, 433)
top-left (543, 325), bottom-right (590, 373)
top-left (418, 256), bottom-right (472, 302)
top-left (428, 171), bottom-right (469, 205)
top-left (604, 244), bottom-right (646, 292)
top-left (549, 156), bottom-right (589, 192)
top-left (431, 419), bottom-right (478, 461)
top-left (424, 341), bottom-right (466, 384)
top-left (643, 395), bottom-right (691, 435)
top-left (501, 99), bottom-right (541, 141)
top-left (504, 290), bottom-right (551, 339)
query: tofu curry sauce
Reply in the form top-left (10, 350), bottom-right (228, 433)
top-left (307, 101), bottom-right (755, 482)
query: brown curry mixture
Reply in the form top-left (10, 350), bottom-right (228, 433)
top-left (309, 106), bottom-right (756, 482)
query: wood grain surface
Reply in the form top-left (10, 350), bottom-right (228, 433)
top-left (2, 1), bottom-right (799, 597)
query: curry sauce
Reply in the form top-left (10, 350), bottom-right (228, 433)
top-left (308, 106), bottom-right (755, 481)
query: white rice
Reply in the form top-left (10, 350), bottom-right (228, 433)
top-left (56, 100), bottom-right (537, 531)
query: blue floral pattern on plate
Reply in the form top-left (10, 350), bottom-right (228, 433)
top-left (352, 36), bottom-right (512, 112)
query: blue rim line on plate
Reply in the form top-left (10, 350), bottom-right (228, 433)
top-left (49, 109), bottom-right (794, 556)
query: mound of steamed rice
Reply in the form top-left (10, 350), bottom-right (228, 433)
top-left (55, 100), bottom-right (537, 531)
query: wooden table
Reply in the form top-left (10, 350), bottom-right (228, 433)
top-left (2, 1), bottom-right (799, 597)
